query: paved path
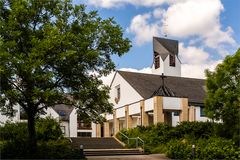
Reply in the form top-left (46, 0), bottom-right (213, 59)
top-left (87, 154), bottom-right (169, 160)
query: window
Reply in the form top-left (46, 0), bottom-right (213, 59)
top-left (115, 85), bottom-right (120, 104)
top-left (154, 52), bottom-right (160, 69)
top-left (117, 87), bottom-right (120, 99)
top-left (173, 111), bottom-right (180, 116)
top-left (77, 132), bottom-right (92, 137)
top-left (60, 126), bottom-right (65, 134)
top-left (200, 107), bottom-right (206, 117)
top-left (77, 116), bottom-right (92, 130)
top-left (169, 54), bottom-right (176, 67)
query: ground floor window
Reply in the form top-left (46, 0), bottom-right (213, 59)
top-left (200, 107), bottom-right (206, 117)
top-left (77, 132), bottom-right (92, 137)
top-left (173, 111), bottom-right (180, 116)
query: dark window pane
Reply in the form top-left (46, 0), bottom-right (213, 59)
top-left (77, 132), bottom-right (92, 137)
top-left (200, 107), bottom-right (206, 117)
top-left (170, 54), bottom-right (175, 67)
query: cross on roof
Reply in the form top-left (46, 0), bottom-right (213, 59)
top-left (160, 73), bottom-right (167, 87)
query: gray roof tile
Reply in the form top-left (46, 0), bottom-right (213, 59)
top-left (118, 71), bottom-right (205, 105)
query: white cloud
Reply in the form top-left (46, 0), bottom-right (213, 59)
top-left (181, 60), bottom-right (221, 79)
top-left (119, 67), bottom-right (152, 74)
top-left (179, 43), bottom-right (209, 65)
top-left (178, 43), bottom-right (221, 79)
top-left (127, 13), bottom-right (161, 45)
top-left (87, 0), bottom-right (171, 8)
top-left (127, 0), bottom-right (236, 54)
top-left (163, 0), bottom-right (236, 49)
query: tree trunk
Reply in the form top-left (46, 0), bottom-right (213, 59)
top-left (27, 113), bottom-right (37, 154)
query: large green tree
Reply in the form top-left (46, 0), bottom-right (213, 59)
top-left (0, 0), bottom-right (131, 152)
top-left (205, 49), bottom-right (240, 144)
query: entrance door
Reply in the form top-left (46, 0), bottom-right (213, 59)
top-left (101, 125), bottom-right (104, 137)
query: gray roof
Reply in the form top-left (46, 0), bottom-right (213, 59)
top-left (118, 71), bottom-right (206, 105)
top-left (153, 37), bottom-right (178, 61)
top-left (52, 104), bottom-right (74, 121)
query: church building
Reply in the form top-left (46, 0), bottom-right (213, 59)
top-left (0, 37), bottom-right (209, 138)
top-left (95, 37), bottom-right (208, 137)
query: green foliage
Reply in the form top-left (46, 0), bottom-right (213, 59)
top-left (174, 121), bottom-right (217, 139)
top-left (117, 122), bottom-right (240, 159)
top-left (166, 139), bottom-right (192, 159)
top-left (0, 0), bottom-right (131, 150)
top-left (0, 117), bottom-right (62, 141)
top-left (205, 49), bottom-right (240, 144)
top-left (0, 122), bottom-right (28, 142)
top-left (1, 139), bottom-right (85, 159)
top-left (0, 118), bottom-right (82, 159)
top-left (36, 117), bottom-right (63, 141)
top-left (197, 137), bottom-right (240, 160)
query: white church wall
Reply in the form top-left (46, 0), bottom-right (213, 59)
top-left (144, 98), bottom-right (154, 112)
top-left (163, 55), bottom-right (181, 77)
top-left (41, 107), bottom-right (59, 120)
top-left (116, 107), bottom-right (125, 118)
top-left (110, 73), bottom-right (143, 109)
top-left (151, 57), bottom-right (164, 75)
top-left (129, 102), bottom-right (141, 115)
top-left (163, 97), bottom-right (182, 110)
top-left (69, 108), bottom-right (77, 137)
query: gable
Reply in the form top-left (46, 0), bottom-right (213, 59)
top-left (110, 72), bottom-right (143, 108)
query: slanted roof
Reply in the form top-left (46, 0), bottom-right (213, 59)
top-left (52, 104), bottom-right (74, 121)
top-left (153, 37), bottom-right (178, 61)
top-left (118, 71), bottom-right (205, 105)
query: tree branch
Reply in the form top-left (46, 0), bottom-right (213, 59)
top-left (7, 78), bottom-right (27, 98)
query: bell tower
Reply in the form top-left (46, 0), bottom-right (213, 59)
top-left (151, 37), bottom-right (181, 77)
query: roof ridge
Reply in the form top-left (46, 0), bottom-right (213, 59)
top-left (117, 70), bottom-right (205, 80)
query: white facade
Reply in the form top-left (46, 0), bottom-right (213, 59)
top-left (152, 54), bottom-right (181, 77)
top-left (110, 73), bottom-right (143, 109)
top-left (144, 98), bottom-right (154, 112)
top-left (163, 97), bottom-right (182, 110)
top-left (69, 109), bottom-right (77, 137)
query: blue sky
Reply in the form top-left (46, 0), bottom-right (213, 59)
top-left (77, 0), bottom-right (239, 81)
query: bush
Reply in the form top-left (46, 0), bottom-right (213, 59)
top-left (1, 139), bottom-right (85, 159)
top-left (0, 117), bottom-right (63, 142)
top-left (116, 122), bottom-right (240, 158)
top-left (197, 137), bottom-right (240, 159)
top-left (36, 117), bottom-right (63, 141)
top-left (166, 139), bottom-right (192, 159)
top-left (174, 121), bottom-right (217, 139)
top-left (0, 122), bottom-right (28, 142)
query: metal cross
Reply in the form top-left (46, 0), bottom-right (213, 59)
top-left (161, 73), bottom-right (167, 87)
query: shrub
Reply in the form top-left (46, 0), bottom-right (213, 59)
top-left (36, 117), bottom-right (63, 141)
top-left (0, 117), bottom-right (63, 142)
top-left (166, 139), bottom-right (192, 159)
top-left (116, 121), bottom-right (240, 158)
top-left (197, 137), bottom-right (240, 159)
top-left (174, 121), bottom-right (216, 139)
top-left (0, 122), bottom-right (28, 142)
top-left (1, 139), bottom-right (85, 159)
